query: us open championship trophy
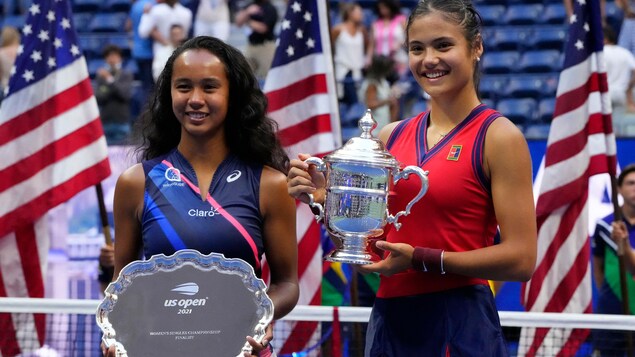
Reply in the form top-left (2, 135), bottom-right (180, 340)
top-left (96, 249), bottom-right (273, 357)
top-left (305, 109), bottom-right (429, 264)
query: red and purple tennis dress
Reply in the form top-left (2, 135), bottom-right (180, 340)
top-left (365, 104), bottom-right (509, 356)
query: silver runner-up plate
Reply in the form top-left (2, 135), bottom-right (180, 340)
top-left (96, 249), bottom-right (274, 357)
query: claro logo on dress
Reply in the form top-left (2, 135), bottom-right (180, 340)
top-left (188, 207), bottom-right (220, 217)
top-left (226, 170), bottom-right (241, 182)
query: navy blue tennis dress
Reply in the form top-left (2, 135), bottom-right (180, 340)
top-left (141, 149), bottom-right (265, 273)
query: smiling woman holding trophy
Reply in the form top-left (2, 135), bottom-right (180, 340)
top-left (287, 0), bottom-right (537, 355)
top-left (101, 36), bottom-right (299, 357)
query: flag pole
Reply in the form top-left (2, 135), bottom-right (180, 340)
top-left (95, 183), bottom-right (113, 246)
top-left (610, 175), bottom-right (633, 356)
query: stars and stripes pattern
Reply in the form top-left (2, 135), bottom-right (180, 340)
top-left (519, 0), bottom-right (617, 355)
top-left (0, 1), bottom-right (111, 355)
top-left (262, 0), bottom-right (341, 354)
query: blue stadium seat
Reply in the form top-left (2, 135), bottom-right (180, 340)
top-left (504, 4), bottom-right (543, 26)
top-left (475, 0), bottom-right (507, 6)
top-left (73, 12), bottom-right (93, 33)
top-left (409, 100), bottom-right (428, 116)
top-left (329, 8), bottom-right (341, 26)
top-left (524, 124), bottom-right (551, 139)
top-left (105, 34), bottom-right (132, 58)
top-left (2, 15), bottom-right (25, 28)
top-left (496, 98), bottom-right (537, 125)
top-left (400, 7), bottom-right (411, 19)
top-left (343, 102), bottom-right (367, 128)
top-left (605, 1), bottom-right (625, 33)
top-left (400, 0), bottom-right (418, 8)
top-left (504, 76), bottom-right (544, 100)
top-left (105, 0), bottom-right (131, 12)
top-left (479, 75), bottom-right (508, 100)
top-left (538, 97), bottom-right (557, 123)
top-left (338, 102), bottom-right (349, 123)
top-left (492, 26), bottom-right (532, 51)
top-left (544, 3), bottom-right (567, 25)
top-left (87, 13), bottom-right (128, 33)
top-left (124, 60), bottom-right (139, 79)
top-left (481, 51), bottom-right (520, 74)
top-left (341, 127), bottom-right (360, 143)
top-left (481, 98), bottom-right (496, 110)
top-left (518, 50), bottom-right (562, 73)
top-left (129, 81), bottom-right (144, 119)
top-left (73, 0), bottom-right (102, 12)
top-left (362, 8), bottom-right (376, 29)
top-left (527, 26), bottom-right (567, 51)
top-left (87, 59), bottom-right (106, 79)
top-left (481, 27), bottom-right (499, 52)
top-left (78, 35), bottom-right (104, 59)
top-left (540, 73), bottom-right (559, 99)
top-left (477, 5), bottom-right (506, 26)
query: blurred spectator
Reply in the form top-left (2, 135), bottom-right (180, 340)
top-left (95, 45), bottom-right (134, 145)
top-left (2, 0), bottom-right (30, 16)
top-left (0, 26), bottom-right (20, 104)
top-left (359, 55), bottom-right (400, 130)
top-left (604, 25), bottom-right (635, 136)
top-left (616, 0), bottom-right (635, 55)
top-left (128, 0), bottom-right (155, 106)
top-left (191, 0), bottom-right (231, 41)
top-left (138, 0), bottom-right (192, 66)
top-left (369, 0), bottom-right (408, 79)
top-left (234, 0), bottom-right (278, 79)
top-left (332, 2), bottom-right (369, 106)
top-left (152, 24), bottom-right (187, 81)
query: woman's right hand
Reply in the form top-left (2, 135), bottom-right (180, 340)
top-left (287, 153), bottom-right (326, 205)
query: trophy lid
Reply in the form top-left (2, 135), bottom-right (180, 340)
top-left (326, 109), bottom-right (400, 168)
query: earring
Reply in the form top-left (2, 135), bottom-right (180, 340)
top-left (476, 57), bottom-right (481, 62)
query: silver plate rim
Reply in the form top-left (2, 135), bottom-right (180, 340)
top-left (95, 249), bottom-right (273, 356)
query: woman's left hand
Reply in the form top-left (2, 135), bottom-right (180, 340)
top-left (244, 323), bottom-right (274, 356)
top-left (356, 241), bottom-right (414, 277)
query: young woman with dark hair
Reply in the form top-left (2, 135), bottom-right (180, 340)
top-left (106, 36), bottom-right (298, 357)
top-left (288, 1), bottom-right (537, 355)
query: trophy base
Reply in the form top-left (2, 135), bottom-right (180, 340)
top-left (325, 249), bottom-right (373, 265)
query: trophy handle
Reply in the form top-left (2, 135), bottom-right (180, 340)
top-left (386, 166), bottom-right (429, 230)
top-left (303, 157), bottom-right (326, 222)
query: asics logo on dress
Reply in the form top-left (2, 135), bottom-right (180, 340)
top-left (226, 170), bottom-right (241, 182)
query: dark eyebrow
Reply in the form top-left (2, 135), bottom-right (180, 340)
top-left (409, 36), bottom-right (456, 46)
top-left (431, 36), bottom-right (456, 44)
top-left (172, 77), bottom-right (222, 84)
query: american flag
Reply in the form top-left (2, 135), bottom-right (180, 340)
top-left (262, 0), bottom-right (341, 354)
top-left (0, 0), bottom-right (111, 355)
top-left (519, 0), bottom-right (617, 355)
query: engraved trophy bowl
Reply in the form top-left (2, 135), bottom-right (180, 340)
top-left (305, 109), bottom-right (429, 265)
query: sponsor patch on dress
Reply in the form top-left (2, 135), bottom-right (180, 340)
top-left (447, 145), bottom-right (462, 161)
